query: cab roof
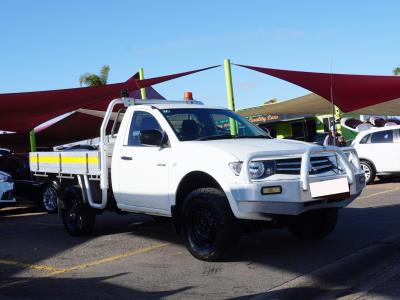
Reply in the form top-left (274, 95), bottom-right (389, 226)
top-left (123, 98), bottom-right (226, 110)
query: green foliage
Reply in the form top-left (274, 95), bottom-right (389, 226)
top-left (393, 66), bottom-right (400, 76)
top-left (79, 65), bottom-right (110, 86)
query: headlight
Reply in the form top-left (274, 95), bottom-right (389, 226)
top-left (0, 172), bottom-right (11, 182)
top-left (249, 161), bottom-right (265, 179)
top-left (248, 160), bottom-right (276, 180)
top-left (229, 161), bottom-right (243, 176)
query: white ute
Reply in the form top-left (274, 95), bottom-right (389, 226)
top-left (30, 98), bottom-right (366, 261)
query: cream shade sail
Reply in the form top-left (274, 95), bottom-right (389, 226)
top-left (238, 93), bottom-right (400, 117)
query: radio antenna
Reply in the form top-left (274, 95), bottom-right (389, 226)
top-left (330, 62), bottom-right (336, 146)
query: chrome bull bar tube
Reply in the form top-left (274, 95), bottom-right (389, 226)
top-left (98, 98), bottom-right (124, 209)
top-left (300, 146), bottom-right (357, 191)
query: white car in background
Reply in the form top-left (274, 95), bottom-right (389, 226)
top-left (352, 125), bottom-right (400, 184)
top-left (0, 171), bottom-right (15, 206)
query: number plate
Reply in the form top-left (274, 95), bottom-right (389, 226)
top-left (309, 177), bottom-right (349, 198)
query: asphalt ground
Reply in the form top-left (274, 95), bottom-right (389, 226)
top-left (1, 180), bottom-right (400, 300)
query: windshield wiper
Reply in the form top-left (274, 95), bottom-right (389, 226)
top-left (198, 134), bottom-right (271, 141)
top-left (235, 135), bottom-right (271, 139)
top-left (197, 134), bottom-right (236, 141)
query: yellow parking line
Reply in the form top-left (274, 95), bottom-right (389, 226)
top-left (358, 187), bottom-right (400, 200)
top-left (0, 259), bottom-right (67, 273)
top-left (48, 242), bottom-right (170, 276)
top-left (0, 243), bottom-right (169, 280)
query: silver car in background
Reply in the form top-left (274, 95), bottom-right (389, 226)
top-left (0, 171), bottom-right (15, 206)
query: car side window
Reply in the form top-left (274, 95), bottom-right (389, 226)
top-left (127, 111), bottom-right (162, 146)
top-left (359, 134), bottom-right (370, 144)
top-left (370, 130), bottom-right (393, 144)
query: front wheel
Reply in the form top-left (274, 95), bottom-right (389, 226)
top-left (360, 160), bottom-right (376, 185)
top-left (181, 188), bottom-right (238, 261)
top-left (287, 208), bottom-right (338, 240)
top-left (61, 186), bottom-right (96, 236)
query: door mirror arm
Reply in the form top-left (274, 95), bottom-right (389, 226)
top-left (160, 131), bottom-right (170, 148)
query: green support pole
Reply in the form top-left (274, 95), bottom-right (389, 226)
top-left (139, 67), bottom-right (147, 100)
top-left (29, 129), bottom-right (37, 152)
top-left (224, 59), bottom-right (237, 135)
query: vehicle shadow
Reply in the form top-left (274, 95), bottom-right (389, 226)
top-left (121, 204), bottom-right (400, 299)
top-left (1, 203), bottom-right (400, 299)
top-left (0, 273), bottom-right (193, 300)
top-left (372, 176), bottom-right (400, 184)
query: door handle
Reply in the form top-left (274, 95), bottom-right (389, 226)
top-left (121, 156), bottom-right (132, 161)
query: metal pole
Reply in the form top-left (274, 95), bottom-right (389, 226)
top-left (224, 59), bottom-right (237, 135)
top-left (139, 67), bottom-right (147, 100)
top-left (29, 129), bottom-right (37, 152)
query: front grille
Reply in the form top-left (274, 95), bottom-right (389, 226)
top-left (275, 156), bottom-right (335, 175)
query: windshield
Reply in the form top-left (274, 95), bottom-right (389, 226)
top-left (160, 108), bottom-right (271, 141)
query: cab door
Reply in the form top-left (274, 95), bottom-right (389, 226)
top-left (367, 129), bottom-right (398, 172)
top-left (115, 110), bottom-right (171, 213)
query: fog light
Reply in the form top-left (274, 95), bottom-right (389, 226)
top-left (261, 186), bottom-right (282, 195)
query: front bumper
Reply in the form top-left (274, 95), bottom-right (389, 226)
top-left (229, 172), bottom-right (365, 216)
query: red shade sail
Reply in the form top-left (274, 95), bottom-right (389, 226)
top-left (0, 86), bottom-right (165, 152)
top-left (0, 65), bottom-right (219, 133)
top-left (136, 65), bottom-right (219, 88)
top-left (237, 64), bottom-right (400, 112)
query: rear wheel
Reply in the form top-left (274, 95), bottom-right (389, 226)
top-left (360, 160), bottom-right (376, 184)
top-left (61, 186), bottom-right (96, 236)
top-left (41, 183), bottom-right (59, 214)
top-left (287, 208), bottom-right (338, 240)
top-left (181, 188), bottom-right (238, 261)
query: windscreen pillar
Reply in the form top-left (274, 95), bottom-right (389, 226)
top-left (29, 129), bottom-right (37, 152)
top-left (139, 67), bottom-right (147, 100)
top-left (224, 59), bottom-right (238, 135)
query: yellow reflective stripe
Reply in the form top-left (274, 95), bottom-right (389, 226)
top-left (30, 156), bottom-right (99, 164)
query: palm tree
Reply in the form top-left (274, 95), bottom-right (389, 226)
top-left (264, 98), bottom-right (278, 105)
top-left (393, 67), bottom-right (400, 75)
top-left (79, 65), bottom-right (110, 86)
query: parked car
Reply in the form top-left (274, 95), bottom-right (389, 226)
top-left (0, 154), bottom-right (59, 213)
top-left (352, 125), bottom-right (400, 184)
top-left (0, 148), bottom-right (12, 156)
top-left (0, 170), bottom-right (15, 206)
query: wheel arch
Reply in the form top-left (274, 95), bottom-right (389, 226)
top-left (172, 171), bottom-right (224, 234)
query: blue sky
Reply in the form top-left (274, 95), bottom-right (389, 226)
top-left (1, 0), bottom-right (400, 109)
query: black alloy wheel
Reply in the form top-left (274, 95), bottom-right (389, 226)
top-left (61, 186), bottom-right (96, 236)
top-left (181, 188), bottom-right (238, 261)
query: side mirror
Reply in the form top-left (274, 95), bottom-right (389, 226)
top-left (139, 130), bottom-right (163, 146)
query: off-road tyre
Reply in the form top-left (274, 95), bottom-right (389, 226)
top-left (61, 186), bottom-right (96, 236)
top-left (181, 188), bottom-right (238, 261)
